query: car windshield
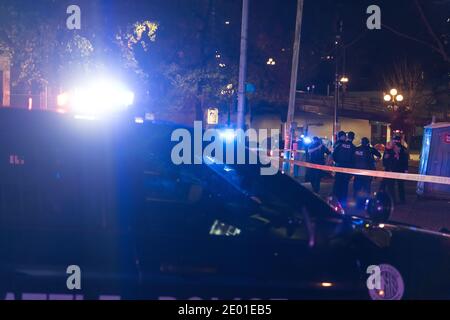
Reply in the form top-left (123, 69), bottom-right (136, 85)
top-left (137, 123), bottom-right (337, 222)
top-left (203, 154), bottom-right (335, 220)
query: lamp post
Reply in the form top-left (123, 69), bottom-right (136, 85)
top-left (340, 76), bottom-right (349, 84)
top-left (237, 0), bottom-right (249, 130)
top-left (383, 88), bottom-right (404, 111)
top-left (221, 84), bottom-right (235, 127)
top-left (333, 75), bottom-right (349, 144)
top-left (284, 0), bottom-right (305, 174)
top-left (384, 89), bottom-right (406, 142)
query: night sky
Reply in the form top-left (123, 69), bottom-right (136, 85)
top-left (102, 0), bottom-right (449, 93)
top-left (2, 0), bottom-right (449, 109)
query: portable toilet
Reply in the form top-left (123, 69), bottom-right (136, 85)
top-left (417, 122), bottom-right (450, 199)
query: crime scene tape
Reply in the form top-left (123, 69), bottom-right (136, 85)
top-left (250, 147), bottom-right (450, 185)
top-left (281, 158), bottom-right (450, 186)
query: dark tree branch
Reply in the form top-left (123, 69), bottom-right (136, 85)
top-left (413, 0), bottom-right (450, 63)
top-left (381, 1), bottom-right (450, 64)
top-left (381, 23), bottom-right (441, 54)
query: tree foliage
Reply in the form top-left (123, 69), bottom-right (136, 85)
top-left (115, 20), bottom-right (158, 81)
top-left (0, 3), bottom-right (100, 91)
top-left (0, 1), bottom-right (158, 98)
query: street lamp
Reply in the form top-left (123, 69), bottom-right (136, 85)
top-left (333, 75), bottom-right (349, 144)
top-left (221, 83), bottom-right (235, 126)
top-left (266, 58), bottom-right (276, 66)
top-left (340, 76), bottom-right (349, 84)
top-left (383, 88), bottom-right (404, 111)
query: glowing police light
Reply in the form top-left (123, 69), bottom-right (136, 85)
top-left (62, 78), bottom-right (134, 116)
top-left (74, 114), bottom-right (97, 121)
top-left (57, 92), bottom-right (70, 107)
top-left (303, 137), bottom-right (313, 145)
top-left (219, 129), bottom-right (236, 141)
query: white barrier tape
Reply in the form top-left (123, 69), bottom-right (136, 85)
top-left (250, 147), bottom-right (449, 185)
top-left (281, 158), bottom-right (450, 186)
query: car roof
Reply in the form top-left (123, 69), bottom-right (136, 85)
top-left (0, 108), bottom-right (188, 132)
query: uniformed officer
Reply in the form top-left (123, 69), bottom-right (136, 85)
top-left (332, 131), bottom-right (355, 207)
top-left (347, 131), bottom-right (355, 144)
top-left (306, 137), bottom-right (331, 193)
top-left (381, 135), bottom-right (409, 204)
top-left (353, 137), bottom-right (382, 209)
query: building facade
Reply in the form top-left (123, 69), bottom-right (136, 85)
top-left (251, 92), bottom-right (392, 147)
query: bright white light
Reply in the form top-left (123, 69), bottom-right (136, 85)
top-left (384, 94), bottom-right (392, 102)
top-left (303, 137), bottom-right (312, 145)
top-left (321, 282), bottom-right (333, 288)
top-left (390, 88), bottom-right (398, 96)
top-left (135, 117), bottom-right (144, 124)
top-left (220, 129), bottom-right (236, 141)
top-left (266, 58), bottom-right (276, 66)
top-left (69, 78), bottom-right (134, 116)
top-left (57, 92), bottom-right (70, 107)
top-left (395, 94), bottom-right (404, 102)
top-left (74, 114), bottom-right (97, 121)
top-left (121, 90), bottom-right (135, 106)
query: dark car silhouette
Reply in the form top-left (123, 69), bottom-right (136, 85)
top-left (0, 109), bottom-right (450, 300)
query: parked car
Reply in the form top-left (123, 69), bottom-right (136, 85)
top-left (1, 109), bottom-right (450, 300)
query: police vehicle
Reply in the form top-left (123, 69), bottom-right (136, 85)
top-left (1, 108), bottom-right (450, 300)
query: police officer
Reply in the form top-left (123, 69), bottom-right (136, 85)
top-left (347, 131), bottom-right (355, 144)
top-left (332, 131), bottom-right (355, 207)
top-left (383, 135), bottom-right (409, 204)
top-left (353, 137), bottom-right (381, 209)
top-left (381, 141), bottom-right (395, 198)
top-left (306, 137), bottom-right (331, 193)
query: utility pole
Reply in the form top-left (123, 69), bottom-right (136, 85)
top-left (237, 0), bottom-right (249, 130)
top-left (333, 61), bottom-right (339, 145)
top-left (333, 20), bottom-right (343, 145)
top-left (283, 0), bottom-right (304, 172)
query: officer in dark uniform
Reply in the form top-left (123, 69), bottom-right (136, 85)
top-left (306, 137), bottom-right (331, 193)
top-left (347, 131), bottom-right (355, 144)
top-left (332, 131), bottom-right (355, 207)
top-left (382, 135), bottom-right (409, 204)
top-left (353, 137), bottom-right (382, 209)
